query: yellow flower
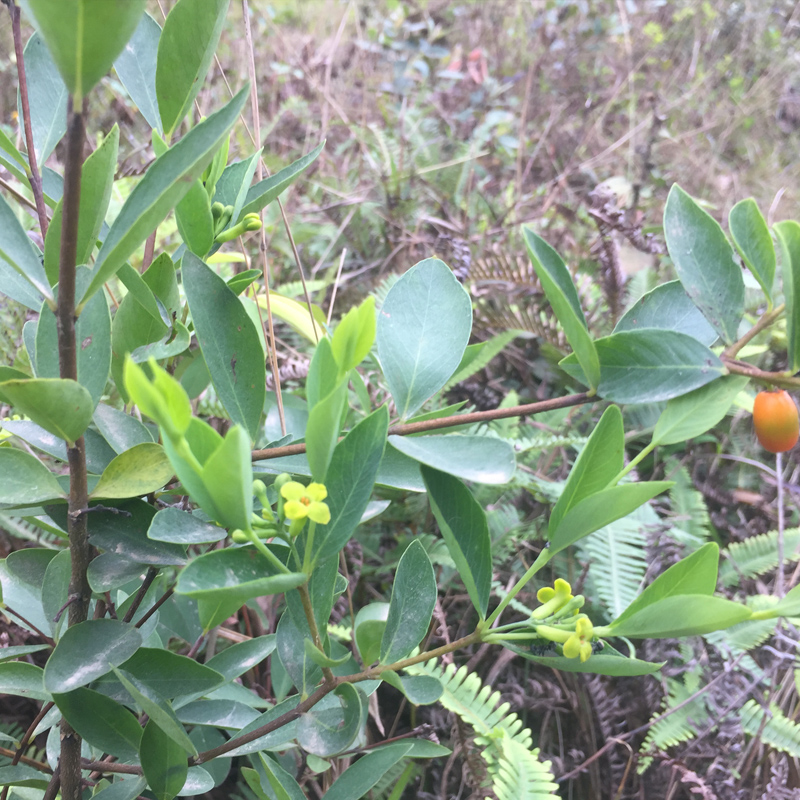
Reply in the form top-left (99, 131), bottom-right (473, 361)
top-left (280, 481), bottom-right (330, 524)
top-left (563, 617), bottom-right (594, 662)
top-left (532, 578), bottom-right (573, 620)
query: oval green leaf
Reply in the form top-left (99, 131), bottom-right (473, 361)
top-left (549, 481), bottom-right (673, 555)
top-left (82, 86), bottom-right (248, 304)
top-left (388, 433), bottom-right (515, 485)
top-left (183, 252), bottom-right (265, 441)
top-left (524, 227), bottom-right (600, 390)
top-left (0, 447), bottom-right (65, 505)
top-left (421, 466), bottom-right (491, 619)
top-left (140, 719), bottom-right (189, 800)
top-left (774, 220), bottom-right (800, 374)
top-left (613, 280), bottom-right (718, 346)
top-left (549, 404), bottom-right (623, 536)
top-left (652, 376), bottom-right (748, 446)
top-left (25, 0), bottom-right (146, 102)
top-left (376, 258), bottom-right (472, 420)
top-left (155, 0), bottom-right (229, 138)
top-left (380, 539), bottom-right (436, 664)
top-left (44, 619), bottom-right (143, 693)
top-left (91, 442), bottom-right (174, 499)
top-left (729, 198), bottom-right (775, 304)
top-left (663, 184), bottom-right (744, 344)
top-left (114, 12), bottom-right (163, 134)
top-left (559, 329), bottom-right (725, 404)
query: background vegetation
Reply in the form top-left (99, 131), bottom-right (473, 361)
top-left (3, 1), bottom-right (800, 798)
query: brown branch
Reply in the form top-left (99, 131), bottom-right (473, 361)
top-left (56, 96), bottom-right (90, 800)
top-left (251, 392), bottom-right (596, 461)
top-left (122, 567), bottom-right (158, 623)
top-left (8, 0), bottom-right (49, 237)
top-left (723, 358), bottom-right (800, 390)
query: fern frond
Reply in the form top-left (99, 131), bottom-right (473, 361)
top-left (719, 528), bottom-right (800, 588)
top-left (577, 504), bottom-right (653, 621)
top-left (442, 331), bottom-right (519, 392)
top-left (406, 660), bottom-right (559, 799)
top-left (667, 465), bottom-right (712, 548)
top-left (371, 274), bottom-right (401, 310)
top-left (638, 670), bottom-right (709, 773)
top-left (511, 430), bottom-right (589, 456)
top-left (741, 700), bottom-right (800, 757)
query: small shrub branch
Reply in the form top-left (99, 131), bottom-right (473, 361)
top-left (7, 0), bottom-right (49, 237)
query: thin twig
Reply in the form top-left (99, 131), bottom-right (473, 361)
top-left (8, 0), bottom-right (49, 237)
top-left (251, 392), bottom-right (596, 461)
top-left (326, 248), bottom-right (347, 326)
top-left (242, 0), bottom-right (287, 436)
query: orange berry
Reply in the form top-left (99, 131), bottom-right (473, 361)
top-left (753, 390), bottom-right (799, 453)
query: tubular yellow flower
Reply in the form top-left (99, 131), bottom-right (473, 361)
top-left (532, 578), bottom-right (574, 620)
top-left (563, 617), bottom-right (594, 662)
top-left (280, 481), bottom-right (330, 524)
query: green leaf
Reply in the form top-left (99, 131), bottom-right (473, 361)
top-left (183, 252), bottom-right (265, 440)
top-left (610, 542), bottom-right (720, 630)
top-left (175, 179), bottom-right (214, 257)
top-left (54, 686), bottom-right (142, 760)
top-left (124, 359), bottom-right (192, 440)
top-left (91, 442), bottom-right (174, 499)
top-left (549, 405), bottom-right (623, 536)
top-left (652, 376), bottom-right (748, 446)
top-left (331, 297), bottom-right (376, 374)
top-left (297, 683), bottom-right (363, 756)
top-left (83, 87), bottom-right (248, 304)
top-left (36, 284), bottom-right (112, 409)
top-left (276, 610), bottom-right (322, 693)
top-left (606, 594), bottom-right (751, 638)
top-left (774, 220), bottom-right (800, 374)
top-left (0, 661), bottom-right (50, 701)
top-left (376, 258), bottom-right (472, 419)
top-left (507, 642), bottom-right (664, 676)
top-left (44, 619), bottom-right (143, 693)
top-left (18, 31), bottom-right (67, 166)
top-left (41, 549), bottom-right (70, 640)
top-left (0, 255), bottom-right (45, 311)
top-left (315, 405), bottom-right (389, 562)
top-left (388, 433), bottom-right (515, 485)
top-left (200, 425), bottom-right (253, 530)
top-left (549, 481), bottom-right (672, 555)
top-left (239, 141), bottom-right (325, 219)
top-left (140, 719), bottom-right (189, 800)
top-left (148, 507), bottom-right (225, 544)
top-left (0, 447), bottom-right (64, 505)
top-left (114, 12), bottom-right (162, 134)
top-left (205, 635), bottom-right (276, 681)
top-left (94, 403), bottom-right (154, 454)
top-left (118, 647), bottom-right (223, 699)
top-left (44, 125), bottom-right (119, 286)
top-left (0, 765), bottom-right (49, 789)
top-left (320, 744), bottom-right (414, 800)
top-left (613, 280), bottom-right (718, 346)
top-left (49, 499), bottom-right (187, 566)
top-left (380, 540), bottom-right (436, 664)
top-left (663, 184), bottom-right (744, 344)
top-left (382, 671), bottom-right (443, 704)
top-left (115, 670), bottom-right (197, 755)
top-left (303, 639), bottom-right (350, 669)
top-left (213, 152), bottom-right (261, 228)
top-left (0, 644), bottom-right (48, 663)
top-left (155, 0), bottom-right (229, 138)
top-left (559, 329), bottom-right (725, 403)
top-left (25, 0), bottom-right (146, 102)
top-left (729, 198), bottom-right (775, 304)
top-left (91, 777), bottom-right (148, 800)
top-left (0, 378), bottom-right (92, 444)
top-left (421, 466), bottom-right (491, 619)
top-left (0, 189), bottom-right (51, 300)
top-left (354, 603), bottom-right (389, 667)
top-left (305, 382), bottom-right (347, 482)
top-left (176, 546), bottom-right (306, 605)
top-left (523, 227), bottom-right (600, 390)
